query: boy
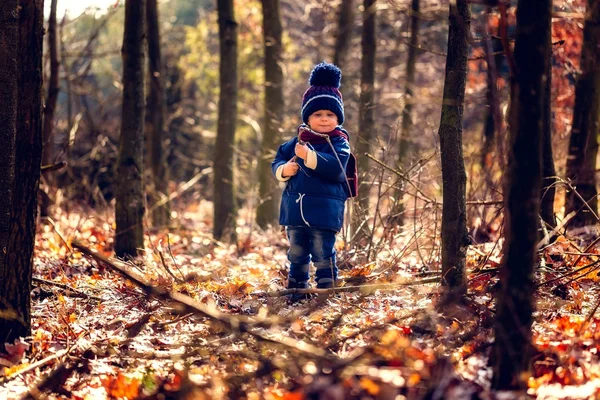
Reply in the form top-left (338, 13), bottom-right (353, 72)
top-left (271, 62), bottom-right (352, 302)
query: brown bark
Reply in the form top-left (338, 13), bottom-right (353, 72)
top-left (42, 0), bottom-right (59, 169)
top-left (565, 0), bottom-right (600, 228)
top-left (0, 0), bottom-right (44, 346)
top-left (352, 0), bottom-right (376, 239)
top-left (481, 28), bottom-right (502, 173)
top-left (115, 0), bottom-right (146, 258)
top-left (398, 0), bottom-right (419, 165)
top-left (541, 25), bottom-right (557, 228)
top-left (332, 0), bottom-right (356, 70)
top-left (146, 0), bottom-right (170, 227)
top-left (39, 0), bottom-right (59, 218)
top-left (213, 0), bottom-right (238, 242)
top-left (0, 0), bottom-right (18, 278)
top-left (438, 1), bottom-right (470, 297)
top-left (393, 0), bottom-right (420, 226)
top-left (492, 0), bottom-right (550, 389)
top-left (256, 0), bottom-right (283, 229)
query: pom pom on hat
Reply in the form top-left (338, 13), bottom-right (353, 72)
top-left (309, 62), bottom-right (342, 88)
top-left (301, 62), bottom-right (345, 125)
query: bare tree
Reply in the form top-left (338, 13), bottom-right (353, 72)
top-left (352, 0), bottom-right (376, 240)
top-left (256, 0), bottom-right (284, 229)
top-left (393, 0), bottom-right (420, 226)
top-left (42, 0), bottom-right (59, 169)
top-left (565, 0), bottom-right (600, 228)
top-left (115, 0), bottom-right (146, 258)
top-left (541, 21), bottom-right (556, 229)
top-left (0, 0), bottom-right (18, 284)
top-left (213, 0), bottom-right (238, 242)
top-left (146, 0), bottom-right (170, 227)
top-left (1, 0), bottom-right (44, 346)
top-left (332, 0), bottom-right (356, 70)
top-left (493, 0), bottom-right (551, 389)
top-left (39, 0), bottom-right (60, 218)
top-left (438, 1), bottom-right (470, 298)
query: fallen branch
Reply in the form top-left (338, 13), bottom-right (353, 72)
top-left (0, 349), bottom-right (67, 384)
top-left (41, 161), bottom-right (67, 173)
top-left (33, 277), bottom-right (102, 301)
top-left (262, 277), bottom-right (440, 297)
top-left (71, 240), bottom-right (333, 362)
top-left (21, 362), bottom-right (75, 400)
top-left (465, 199), bottom-right (503, 206)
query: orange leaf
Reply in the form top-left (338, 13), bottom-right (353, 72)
top-left (102, 372), bottom-right (140, 399)
top-left (359, 377), bottom-right (380, 395)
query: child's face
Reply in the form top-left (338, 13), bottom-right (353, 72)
top-left (308, 110), bottom-right (338, 133)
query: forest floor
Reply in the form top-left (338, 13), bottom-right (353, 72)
top-left (1, 201), bottom-right (600, 400)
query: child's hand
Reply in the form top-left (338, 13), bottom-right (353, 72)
top-left (282, 160), bottom-right (299, 177)
top-left (295, 143), bottom-right (309, 160)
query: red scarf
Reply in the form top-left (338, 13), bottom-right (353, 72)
top-left (298, 125), bottom-right (348, 144)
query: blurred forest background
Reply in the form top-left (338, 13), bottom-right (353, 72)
top-left (40, 0), bottom-right (587, 249)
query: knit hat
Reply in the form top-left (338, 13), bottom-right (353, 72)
top-left (301, 62), bottom-right (344, 125)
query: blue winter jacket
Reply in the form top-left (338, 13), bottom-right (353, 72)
top-left (271, 128), bottom-right (351, 232)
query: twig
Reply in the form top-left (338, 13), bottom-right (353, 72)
top-left (537, 211), bottom-right (576, 250)
top-left (563, 251), bottom-right (600, 257)
top-left (568, 235), bottom-right (600, 273)
top-left (365, 153), bottom-right (435, 204)
top-left (466, 199), bottom-right (503, 206)
top-left (148, 167), bottom-right (212, 212)
top-left (0, 350), bottom-right (67, 383)
top-left (41, 161), bottom-right (67, 173)
top-left (157, 246), bottom-right (185, 283)
top-left (41, 217), bottom-right (71, 252)
top-left (33, 277), bottom-right (102, 301)
top-left (367, 163), bottom-right (385, 260)
top-left (536, 259), bottom-right (600, 288)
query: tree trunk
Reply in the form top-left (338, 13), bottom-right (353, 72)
top-left (256, 0), bottom-right (283, 229)
top-left (39, 0), bottom-right (59, 218)
top-left (393, 0), bottom-right (419, 226)
top-left (437, 1), bottom-right (470, 297)
top-left (565, 0), bottom-right (600, 228)
top-left (541, 25), bottom-right (557, 228)
top-left (481, 34), bottom-right (503, 173)
top-left (352, 0), bottom-right (376, 240)
top-left (115, 0), bottom-right (146, 258)
top-left (492, 0), bottom-right (550, 389)
top-left (213, 0), bottom-right (238, 242)
top-left (0, 0), bottom-right (44, 346)
top-left (0, 0), bottom-right (18, 280)
top-left (332, 0), bottom-right (355, 70)
top-left (42, 0), bottom-right (59, 169)
top-left (146, 0), bottom-right (170, 227)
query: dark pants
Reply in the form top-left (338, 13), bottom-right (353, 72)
top-left (286, 227), bottom-right (338, 288)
